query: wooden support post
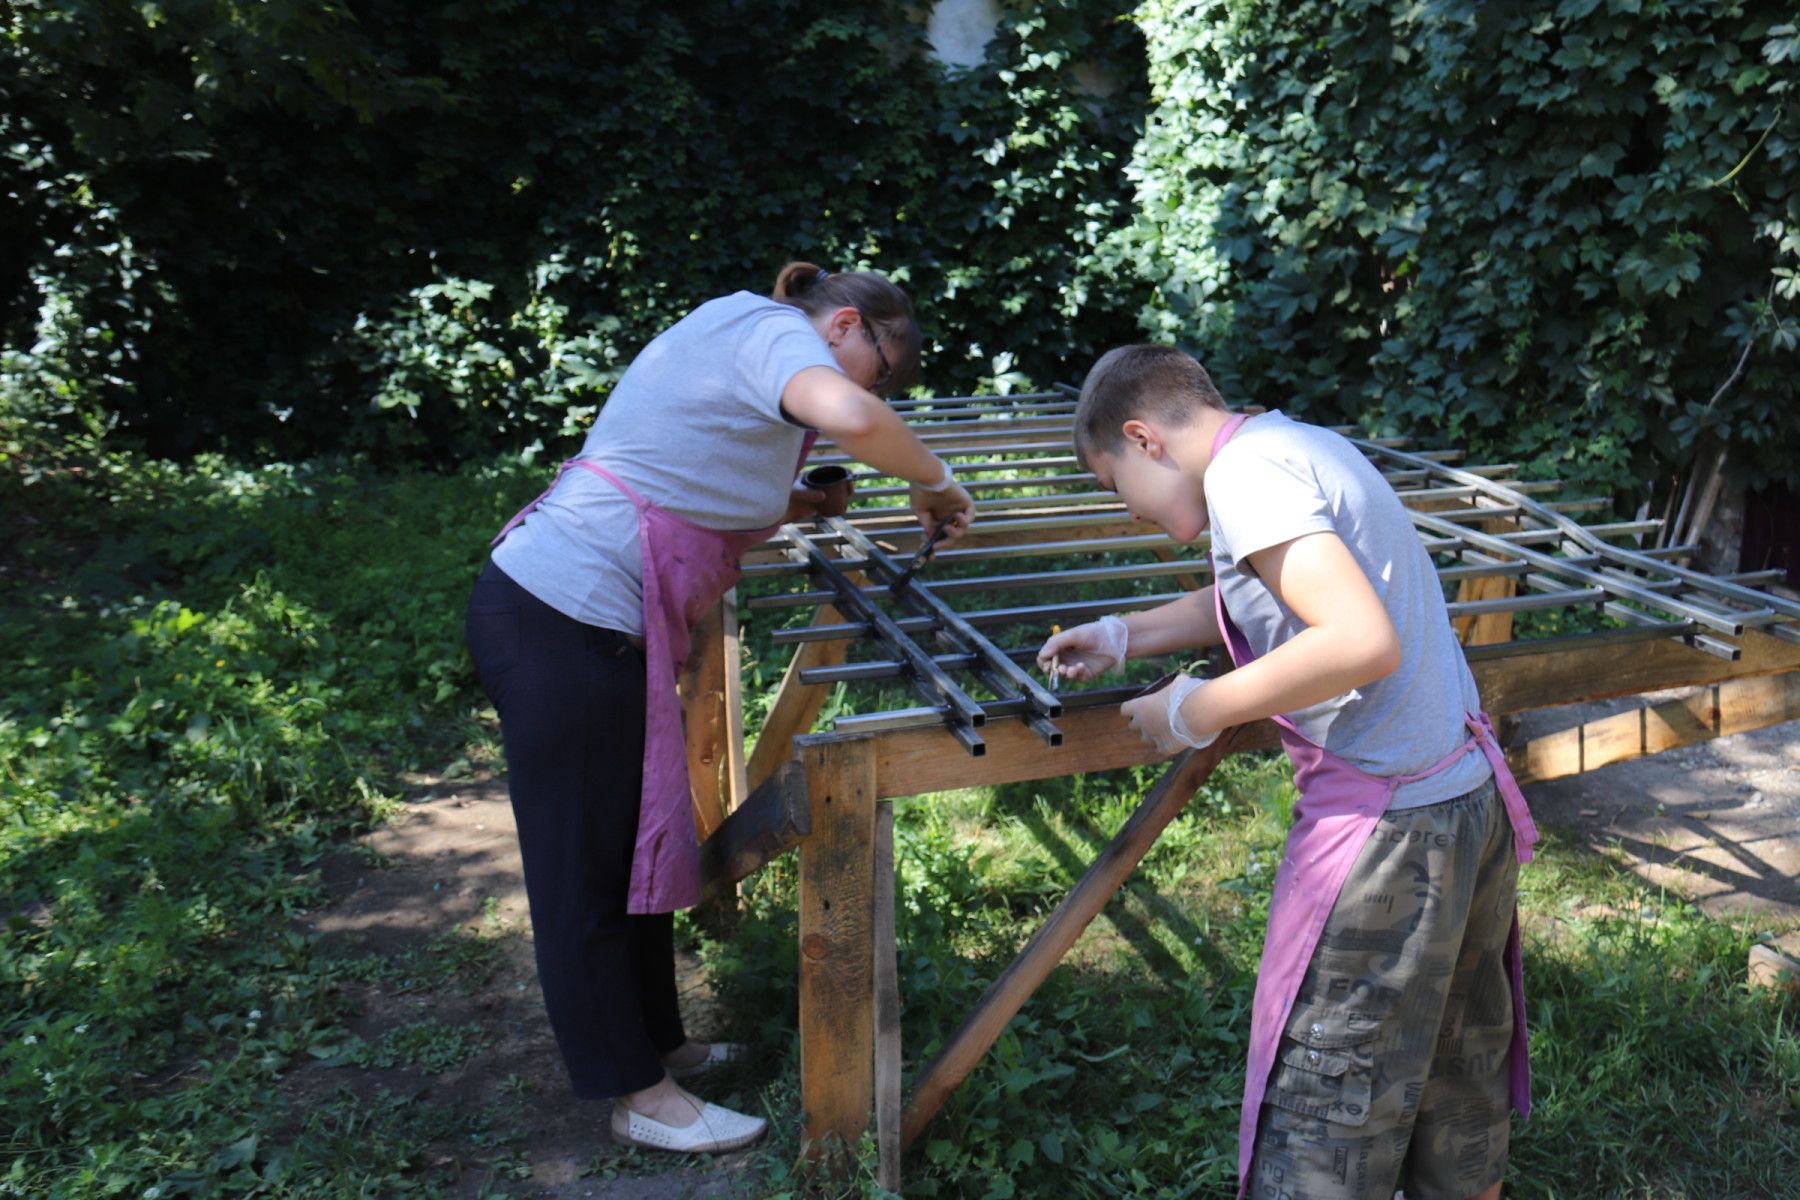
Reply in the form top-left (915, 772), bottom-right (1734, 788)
top-left (799, 738), bottom-right (880, 1159)
top-left (747, 604), bottom-right (851, 792)
top-left (683, 596), bottom-right (733, 841)
top-left (1508, 672), bottom-right (1800, 785)
top-left (720, 587), bottom-right (750, 814)
top-left (874, 801), bottom-right (901, 1193)
top-left (1454, 515), bottom-right (1521, 646)
top-left (899, 725), bottom-right (1250, 1149)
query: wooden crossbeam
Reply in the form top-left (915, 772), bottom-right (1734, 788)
top-left (696, 759), bottom-right (810, 902)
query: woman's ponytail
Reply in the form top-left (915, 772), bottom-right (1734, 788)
top-left (769, 260), bottom-right (921, 395)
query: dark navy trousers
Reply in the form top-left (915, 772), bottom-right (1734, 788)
top-left (464, 560), bottom-right (685, 1098)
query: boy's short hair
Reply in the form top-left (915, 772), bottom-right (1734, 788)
top-left (1072, 344), bottom-right (1228, 469)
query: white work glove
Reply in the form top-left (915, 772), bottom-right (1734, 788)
top-left (1036, 615), bottom-right (1130, 683)
top-left (1121, 673), bottom-right (1219, 755)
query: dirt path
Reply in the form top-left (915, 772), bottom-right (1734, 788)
top-left (1514, 693), bottom-right (1800, 950)
top-left (287, 777), bottom-right (760, 1199)
top-left (288, 699), bottom-right (1799, 1197)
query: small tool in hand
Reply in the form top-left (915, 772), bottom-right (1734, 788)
top-left (890, 521), bottom-right (953, 595)
top-left (1047, 624), bottom-right (1062, 691)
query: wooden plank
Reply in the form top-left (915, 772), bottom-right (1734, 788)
top-left (873, 801), bottom-right (901, 1193)
top-left (799, 738), bottom-right (880, 1158)
top-left (746, 605), bottom-right (850, 792)
top-left (899, 725), bottom-right (1251, 1149)
top-left (857, 705), bottom-right (1280, 800)
top-left (1508, 673), bottom-right (1800, 785)
top-left (682, 598), bottom-right (731, 840)
top-left (697, 760), bottom-right (810, 902)
top-left (1472, 628), bottom-right (1800, 715)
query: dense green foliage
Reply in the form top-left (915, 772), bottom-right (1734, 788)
top-left (1104, 0), bottom-right (1799, 495)
top-left (8, 2), bottom-right (1796, 494)
top-left (3, 0), bottom-right (1148, 458)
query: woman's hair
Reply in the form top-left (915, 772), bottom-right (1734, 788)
top-left (771, 261), bottom-right (921, 396)
top-left (1072, 344), bottom-right (1227, 470)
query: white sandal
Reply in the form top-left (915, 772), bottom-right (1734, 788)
top-left (610, 1099), bottom-right (767, 1153)
top-left (666, 1041), bottom-right (743, 1080)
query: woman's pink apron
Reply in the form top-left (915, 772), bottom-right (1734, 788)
top-left (491, 435), bottom-right (816, 914)
top-left (1206, 414), bottom-right (1539, 1199)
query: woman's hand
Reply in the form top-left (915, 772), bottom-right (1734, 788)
top-left (909, 479), bottom-right (975, 541)
top-left (783, 481), bottom-right (828, 524)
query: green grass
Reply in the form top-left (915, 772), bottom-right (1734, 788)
top-left (3, 438), bottom-right (1797, 1198)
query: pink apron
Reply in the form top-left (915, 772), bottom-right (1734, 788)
top-left (1206, 414), bottom-right (1540, 1199)
top-left (491, 434), bottom-right (816, 914)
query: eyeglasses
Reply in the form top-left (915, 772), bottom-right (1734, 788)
top-left (859, 316), bottom-right (893, 396)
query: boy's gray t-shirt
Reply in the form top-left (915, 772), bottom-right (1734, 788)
top-left (491, 291), bottom-right (838, 633)
top-left (1204, 411), bottom-right (1492, 809)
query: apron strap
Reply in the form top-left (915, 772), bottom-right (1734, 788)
top-left (488, 458), bottom-right (651, 548)
top-left (1467, 713), bottom-right (1541, 863)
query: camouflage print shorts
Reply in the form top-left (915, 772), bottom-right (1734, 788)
top-left (1247, 777), bottom-right (1519, 1200)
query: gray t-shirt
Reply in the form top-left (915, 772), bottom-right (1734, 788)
top-left (1205, 411), bottom-right (1492, 809)
top-left (491, 291), bottom-right (838, 633)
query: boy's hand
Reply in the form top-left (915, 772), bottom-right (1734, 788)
top-left (1036, 615), bottom-right (1129, 683)
top-left (1122, 673), bottom-right (1218, 755)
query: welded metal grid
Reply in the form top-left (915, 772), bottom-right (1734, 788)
top-left (739, 388), bottom-right (1800, 754)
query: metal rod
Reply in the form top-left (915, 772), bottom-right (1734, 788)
top-left (742, 519), bottom-right (1681, 581)
top-left (1356, 438), bottom-right (1800, 623)
top-left (831, 616), bottom-right (1719, 733)
top-left (770, 591), bottom-right (1190, 646)
top-left (1418, 517), bottom-right (1748, 634)
top-left (775, 524), bottom-right (990, 733)
top-left (853, 455), bottom-right (1079, 477)
top-left (1445, 585), bottom-right (1608, 618)
top-left (885, 391), bottom-right (1064, 411)
top-left (748, 558), bottom-right (1210, 611)
top-left (826, 517), bottom-right (1064, 721)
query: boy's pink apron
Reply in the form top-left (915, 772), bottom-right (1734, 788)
top-left (1207, 414), bottom-right (1539, 1200)
top-left (491, 435), bottom-right (816, 914)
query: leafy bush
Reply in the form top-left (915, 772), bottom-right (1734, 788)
top-left (1103, 0), bottom-right (1799, 498)
top-left (3, 0), bottom-right (1149, 458)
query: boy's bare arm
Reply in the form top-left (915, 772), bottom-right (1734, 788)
top-left (1178, 532), bottom-right (1401, 736)
top-left (1120, 587), bottom-right (1223, 657)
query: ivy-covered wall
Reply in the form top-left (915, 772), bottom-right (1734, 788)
top-left (1102, 0), bottom-right (1799, 496)
top-left (5, 0), bottom-right (1797, 500)
top-left (2, 0), bottom-right (1149, 458)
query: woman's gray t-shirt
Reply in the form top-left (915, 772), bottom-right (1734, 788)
top-left (1204, 411), bottom-right (1493, 810)
top-left (491, 292), bottom-right (838, 634)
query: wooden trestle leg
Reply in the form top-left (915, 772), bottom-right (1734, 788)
top-left (684, 595), bottom-right (736, 841)
top-left (798, 738), bottom-right (880, 1159)
top-left (874, 800), bottom-right (902, 1192)
top-left (899, 724), bottom-right (1250, 1149)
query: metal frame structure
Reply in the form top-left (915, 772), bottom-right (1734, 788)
top-left (677, 389), bottom-right (1800, 1189)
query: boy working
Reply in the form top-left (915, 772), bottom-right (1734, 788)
top-left (1036, 345), bottom-right (1538, 1200)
